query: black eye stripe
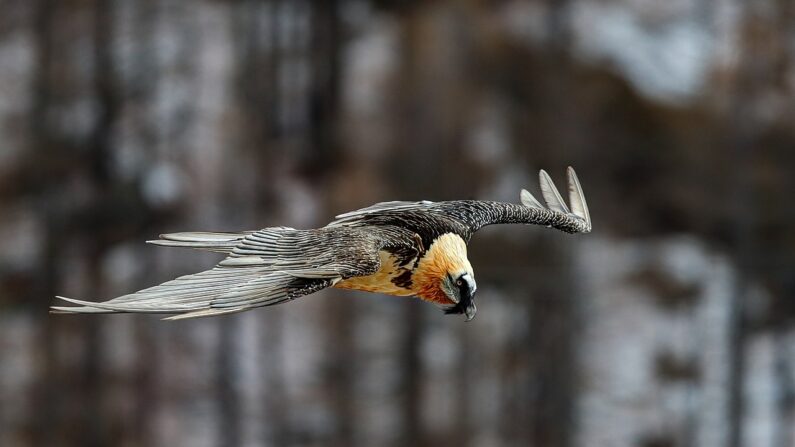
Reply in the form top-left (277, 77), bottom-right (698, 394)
top-left (448, 273), bottom-right (473, 293)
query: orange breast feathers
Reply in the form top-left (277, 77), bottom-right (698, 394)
top-left (333, 233), bottom-right (473, 305)
top-left (334, 250), bottom-right (416, 296)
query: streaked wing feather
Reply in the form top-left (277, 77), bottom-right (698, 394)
top-left (53, 226), bottom-right (385, 318)
top-left (520, 189), bottom-right (544, 208)
top-left (539, 169), bottom-right (571, 214)
top-left (566, 166), bottom-right (591, 229)
top-left (147, 231), bottom-right (253, 253)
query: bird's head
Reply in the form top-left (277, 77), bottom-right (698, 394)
top-left (441, 271), bottom-right (477, 321)
top-left (412, 233), bottom-right (478, 321)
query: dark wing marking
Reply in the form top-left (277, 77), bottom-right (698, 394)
top-left (330, 202), bottom-right (470, 249)
top-left (52, 226), bottom-right (395, 319)
top-left (328, 167), bottom-right (591, 242)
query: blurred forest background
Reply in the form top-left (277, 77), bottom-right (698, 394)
top-left (1, 0), bottom-right (794, 446)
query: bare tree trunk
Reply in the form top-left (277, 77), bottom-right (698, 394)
top-left (30, 0), bottom-right (61, 444)
top-left (401, 301), bottom-right (423, 447)
top-left (523, 239), bottom-right (576, 447)
top-left (217, 320), bottom-right (242, 447)
top-left (725, 2), bottom-right (777, 444)
top-left (308, 0), bottom-right (341, 174)
top-left (773, 332), bottom-right (794, 447)
top-left (78, 1), bottom-right (120, 444)
top-left (308, 3), bottom-right (358, 445)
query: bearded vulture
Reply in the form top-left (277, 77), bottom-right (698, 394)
top-left (53, 167), bottom-right (591, 321)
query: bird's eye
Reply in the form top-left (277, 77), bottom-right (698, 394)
top-left (456, 278), bottom-right (463, 286)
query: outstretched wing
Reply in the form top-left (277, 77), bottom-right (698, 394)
top-left (52, 226), bottom-right (388, 319)
top-left (329, 167), bottom-right (592, 243)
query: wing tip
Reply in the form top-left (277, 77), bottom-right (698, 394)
top-left (51, 296), bottom-right (118, 314)
top-left (565, 166), bottom-right (591, 231)
top-left (520, 167), bottom-right (592, 233)
top-left (537, 169), bottom-right (571, 214)
top-left (520, 188), bottom-right (543, 209)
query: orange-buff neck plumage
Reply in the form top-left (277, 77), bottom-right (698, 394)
top-left (410, 233), bottom-right (473, 305)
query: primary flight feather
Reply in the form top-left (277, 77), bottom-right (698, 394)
top-left (53, 167), bottom-right (591, 321)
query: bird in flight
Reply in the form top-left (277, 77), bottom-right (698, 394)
top-left (53, 167), bottom-right (591, 321)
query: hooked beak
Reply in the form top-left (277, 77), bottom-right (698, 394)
top-left (464, 301), bottom-right (477, 322)
top-left (463, 276), bottom-right (477, 321)
top-left (443, 276), bottom-right (478, 321)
